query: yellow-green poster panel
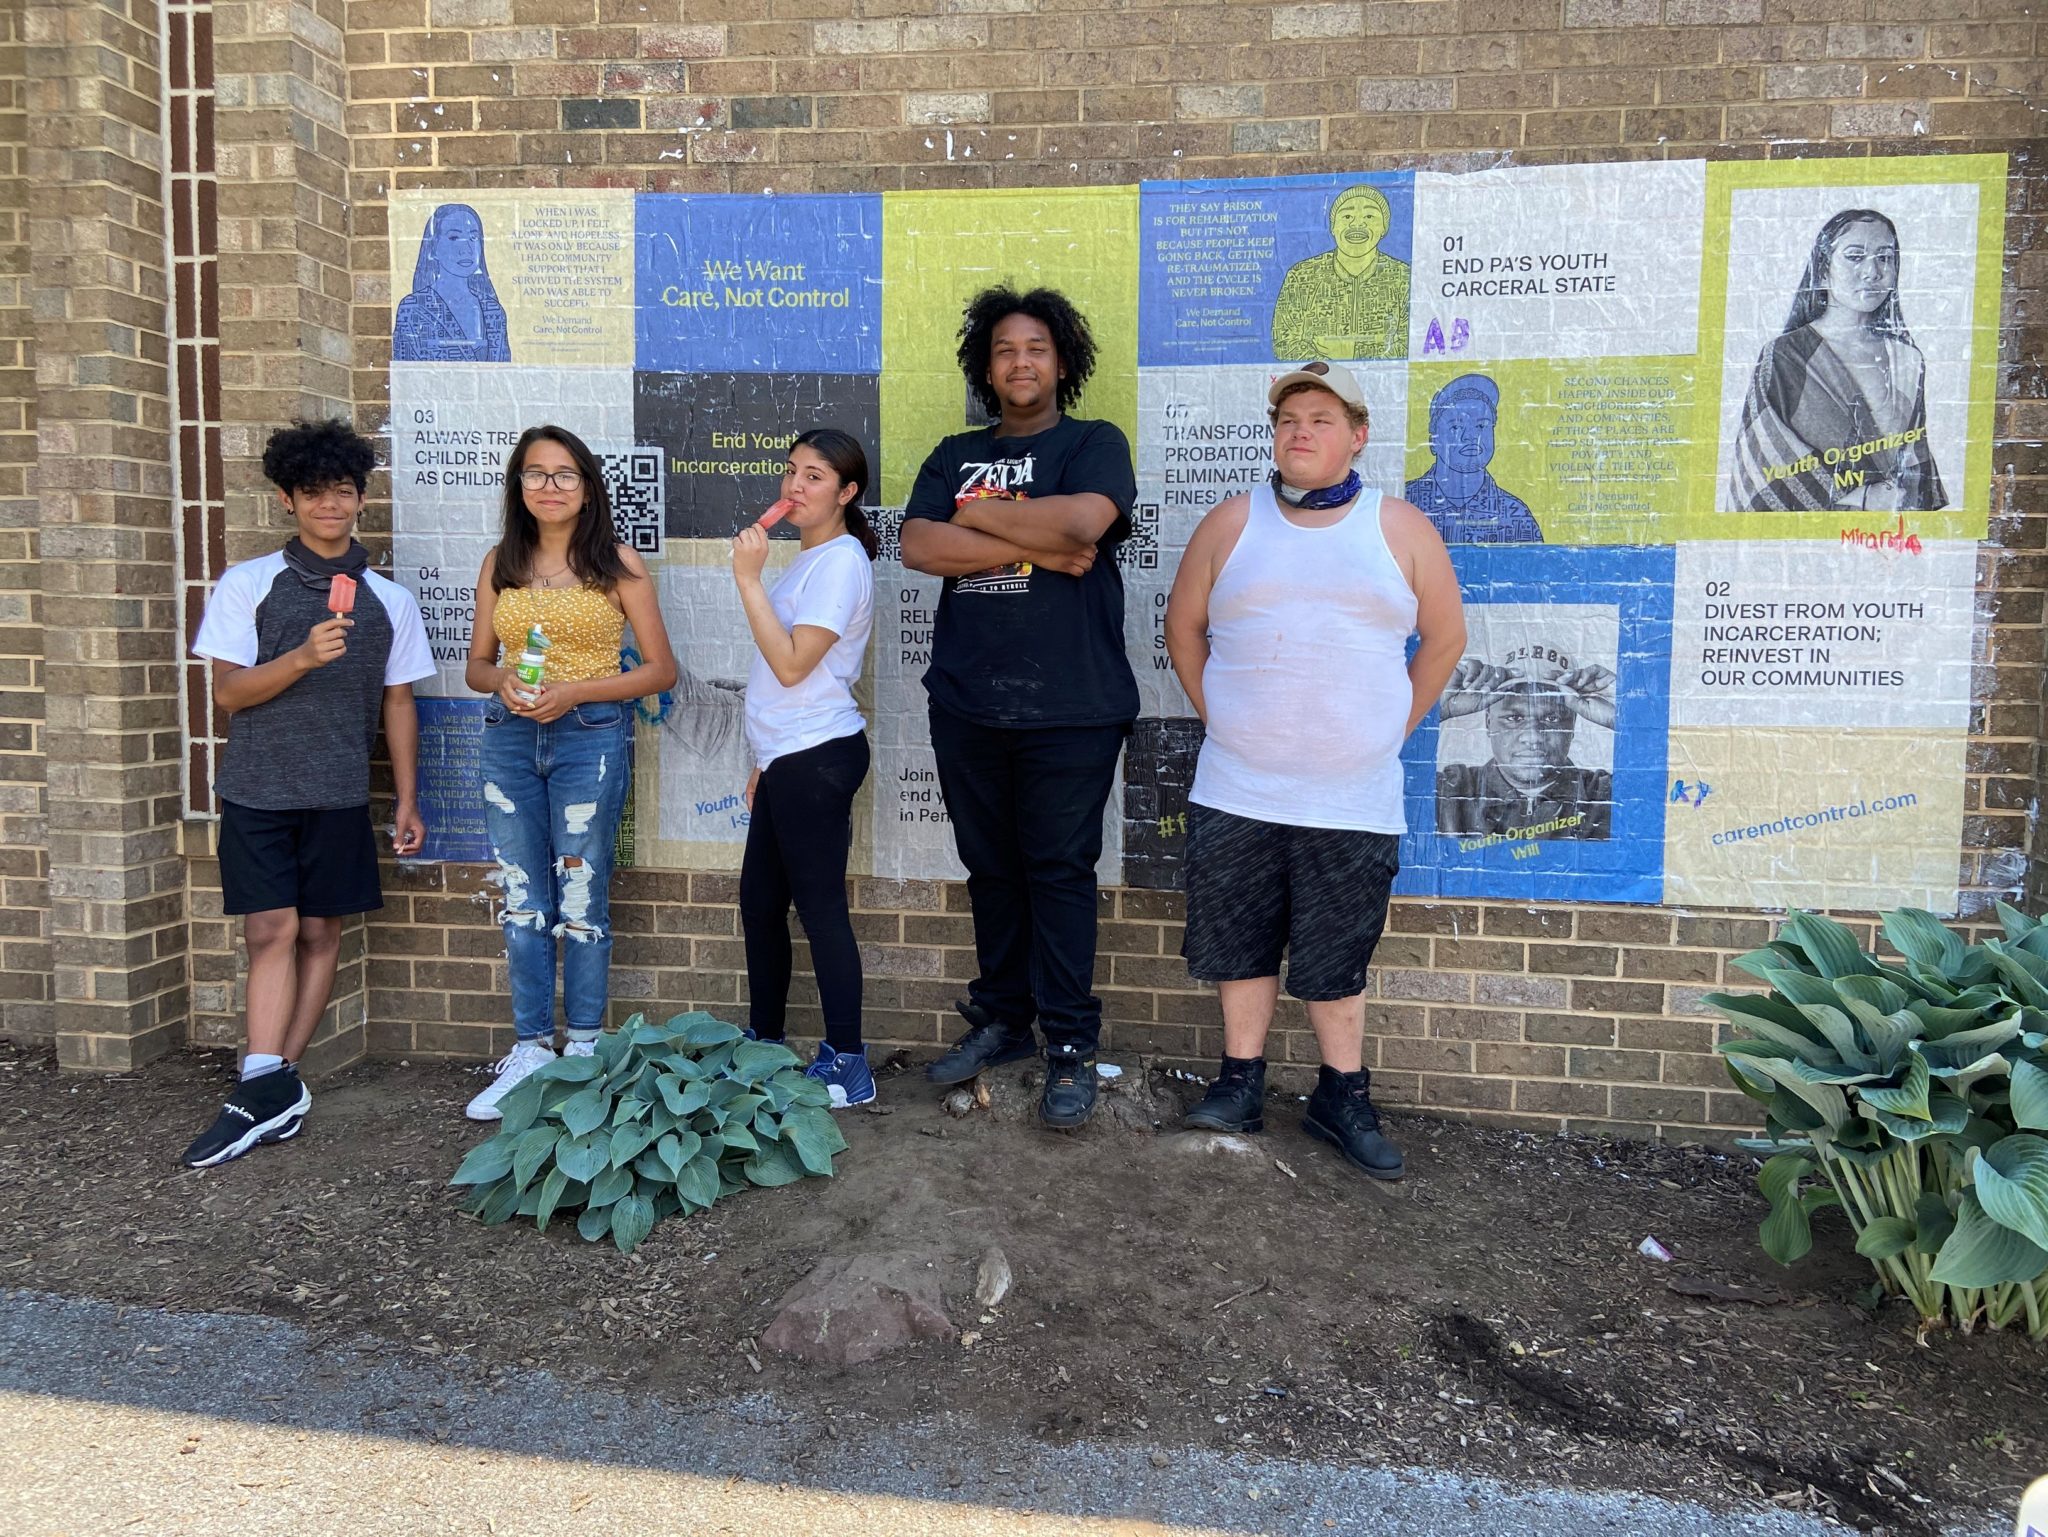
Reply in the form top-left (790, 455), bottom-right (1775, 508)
top-left (878, 187), bottom-right (1139, 506)
top-left (1690, 154), bottom-right (2004, 544)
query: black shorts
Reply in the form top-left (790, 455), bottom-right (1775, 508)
top-left (1180, 804), bottom-right (1400, 1002)
top-left (219, 801), bottom-right (384, 918)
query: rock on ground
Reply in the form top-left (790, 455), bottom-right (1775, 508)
top-left (760, 1253), bottom-right (955, 1367)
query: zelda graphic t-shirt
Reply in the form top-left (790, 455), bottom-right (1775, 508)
top-left (902, 415), bottom-right (1139, 729)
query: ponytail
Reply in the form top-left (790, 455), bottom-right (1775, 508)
top-left (844, 503), bottom-right (880, 562)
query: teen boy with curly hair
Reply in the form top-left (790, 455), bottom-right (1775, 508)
top-left (181, 420), bottom-right (434, 1167)
top-left (901, 285), bottom-right (1137, 1131)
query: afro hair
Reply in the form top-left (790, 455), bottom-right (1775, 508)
top-left (262, 419), bottom-right (377, 497)
top-left (955, 285), bottom-right (1098, 419)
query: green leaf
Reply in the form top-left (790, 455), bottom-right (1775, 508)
top-left (657, 1132), bottom-right (688, 1179)
top-left (731, 1038), bottom-right (800, 1083)
top-left (496, 1073), bottom-right (548, 1136)
top-left (554, 1130), bottom-right (608, 1184)
top-left (1758, 967), bottom-right (1850, 1012)
top-left (451, 1134), bottom-right (518, 1187)
top-left (609, 1120), bottom-right (658, 1169)
top-left (785, 1110), bottom-right (837, 1177)
top-left (1927, 1051), bottom-right (2011, 1099)
top-left (1783, 912), bottom-right (1875, 979)
top-left (1859, 1053), bottom-right (1932, 1121)
top-left (1881, 908), bottom-right (1965, 974)
top-left (534, 1167), bottom-right (571, 1232)
top-left (1930, 1192), bottom-right (2048, 1287)
top-left (1861, 1089), bottom-right (1969, 1142)
top-left (1732, 1056), bottom-right (1850, 1131)
top-left (587, 1163), bottom-right (632, 1208)
top-left (1994, 900), bottom-right (2039, 944)
top-left (511, 1125), bottom-right (560, 1191)
top-left (1854, 1215), bottom-right (1915, 1260)
top-left (477, 1176), bottom-right (524, 1226)
top-left (1912, 1192), bottom-right (1955, 1254)
top-left (533, 1054), bottom-right (605, 1084)
top-left (1975, 1133), bottom-right (2048, 1252)
top-left (1761, 1188), bottom-right (1814, 1265)
top-left (743, 1142), bottom-right (807, 1187)
top-left (1758, 1151), bottom-right (1815, 1205)
top-left (675, 1154), bottom-right (720, 1210)
top-left (576, 1203), bottom-right (613, 1242)
top-left (559, 1086), bottom-right (610, 1138)
top-left (675, 1013), bottom-right (745, 1048)
top-left (1982, 943), bottom-right (2048, 1008)
top-left (2012, 1057), bottom-right (2048, 1132)
top-left (658, 1075), bottom-right (690, 1117)
top-left (1707, 993), bottom-right (1834, 1064)
top-left (718, 1121), bottom-right (759, 1154)
top-left (610, 1097), bottom-right (651, 1127)
top-left (610, 1193), bottom-right (655, 1254)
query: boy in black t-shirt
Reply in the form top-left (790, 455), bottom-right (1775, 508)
top-left (181, 420), bottom-right (434, 1167)
top-left (902, 285), bottom-right (1137, 1130)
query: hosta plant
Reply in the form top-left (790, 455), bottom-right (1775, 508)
top-left (449, 1011), bottom-right (845, 1254)
top-left (1713, 906), bottom-right (2048, 1339)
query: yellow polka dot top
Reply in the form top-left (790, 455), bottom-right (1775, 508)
top-left (494, 584), bottom-right (626, 684)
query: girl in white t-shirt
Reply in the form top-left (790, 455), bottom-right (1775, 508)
top-left (730, 429), bottom-right (879, 1108)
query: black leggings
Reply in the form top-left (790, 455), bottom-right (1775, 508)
top-left (739, 730), bottom-right (869, 1050)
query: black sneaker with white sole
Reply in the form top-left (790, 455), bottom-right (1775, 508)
top-left (181, 1066), bottom-right (312, 1168)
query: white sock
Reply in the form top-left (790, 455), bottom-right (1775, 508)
top-left (241, 1053), bottom-right (285, 1082)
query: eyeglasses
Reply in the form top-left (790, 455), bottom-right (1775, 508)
top-left (518, 468), bottom-right (584, 491)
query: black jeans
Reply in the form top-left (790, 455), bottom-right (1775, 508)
top-left (739, 730), bottom-right (870, 1050)
top-left (928, 702), bottom-right (1127, 1055)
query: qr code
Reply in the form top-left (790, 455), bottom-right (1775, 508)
top-left (870, 506), bottom-right (904, 566)
top-left (1117, 501), bottom-right (1160, 571)
top-left (601, 448), bottom-right (664, 555)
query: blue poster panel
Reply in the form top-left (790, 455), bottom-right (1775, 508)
top-left (1138, 172), bottom-right (1415, 367)
top-left (1397, 544), bottom-right (1675, 904)
top-left (416, 697), bottom-right (491, 865)
top-left (635, 193), bottom-right (883, 375)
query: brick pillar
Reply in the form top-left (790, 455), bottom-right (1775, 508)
top-left (211, 0), bottom-right (362, 1075)
top-left (0, 0), bottom-right (48, 1041)
top-left (28, 0), bottom-right (188, 1070)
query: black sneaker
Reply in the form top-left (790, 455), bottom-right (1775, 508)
top-left (181, 1067), bottom-right (312, 1169)
top-left (925, 1000), bottom-right (1037, 1085)
top-left (1039, 1046), bottom-right (1098, 1129)
top-left (1303, 1065), bottom-right (1404, 1180)
top-left (1183, 1056), bottom-right (1266, 1133)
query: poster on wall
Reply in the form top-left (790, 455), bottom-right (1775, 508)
top-left (384, 152), bottom-right (2005, 915)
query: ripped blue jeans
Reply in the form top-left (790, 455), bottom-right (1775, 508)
top-left (480, 698), bottom-right (632, 1041)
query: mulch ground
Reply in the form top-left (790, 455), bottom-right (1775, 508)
top-left (3, 1037), bottom-right (2041, 1535)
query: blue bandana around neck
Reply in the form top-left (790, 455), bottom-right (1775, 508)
top-left (1271, 468), bottom-right (1362, 511)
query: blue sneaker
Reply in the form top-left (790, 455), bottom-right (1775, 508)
top-left (804, 1043), bottom-right (876, 1109)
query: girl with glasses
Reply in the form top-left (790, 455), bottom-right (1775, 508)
top-left (730, 429), bottom-right (880, 1107)
top-left (461, 425), bottom-right (678, 1120)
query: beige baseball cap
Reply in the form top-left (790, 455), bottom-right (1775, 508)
top-left (1267, 360), bottom-right (1366, 409)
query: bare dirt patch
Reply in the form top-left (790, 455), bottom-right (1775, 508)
top-left (2, 1039), bottom-right (2040, 1534)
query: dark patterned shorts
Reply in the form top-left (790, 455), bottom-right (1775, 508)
top-left (1180, 804), bottom-right (1400, 1002)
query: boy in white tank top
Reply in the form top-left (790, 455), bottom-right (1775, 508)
top-left (1163, 363), bottom-right (1466, 1181)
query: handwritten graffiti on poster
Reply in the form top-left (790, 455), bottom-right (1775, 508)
top-left (634, 193), bottom-right (882, 375)
top-left (1407, 161), bottom-right (1704, 364)
top-left (1399, 544), bottom-right (1674, 905)
top-left (1138, 173), bottom-right (1414, 366)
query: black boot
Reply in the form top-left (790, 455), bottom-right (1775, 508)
top-left (1303, 1065), bottom-right (1404, 1180)
top-left (1038, 1043), bottom-right (1098, 1129)
top-left (1183, 1055), bottom-right (1266, 1133)
top-left (925, 999), bottom-right (1037, 1085)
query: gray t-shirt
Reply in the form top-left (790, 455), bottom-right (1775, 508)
top-left (193, 550), bottom-right (435, 810)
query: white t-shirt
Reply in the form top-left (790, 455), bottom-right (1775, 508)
top-left (744, 535), bottom-right (874, 769)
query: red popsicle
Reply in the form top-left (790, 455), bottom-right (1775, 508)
top-left (328, 572), bottom-right (357, 617)
top-left (756, 498), bottom-right (795, 529)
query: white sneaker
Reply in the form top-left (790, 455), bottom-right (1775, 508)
top-left (563, 1039), bottom-right (596, 1058)
top-left (465, 1039), bottom-right (556, 1121)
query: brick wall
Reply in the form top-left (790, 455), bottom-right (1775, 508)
top-left (7, 0), bottom-right (2045, 1139)
top-left (329, 0), bottom-right (2048, 1140)
top-left (0, 0), bottom-right (46, 1043)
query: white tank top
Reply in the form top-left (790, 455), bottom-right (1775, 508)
top-left (1189, 484), bottom-right (1417, 833)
